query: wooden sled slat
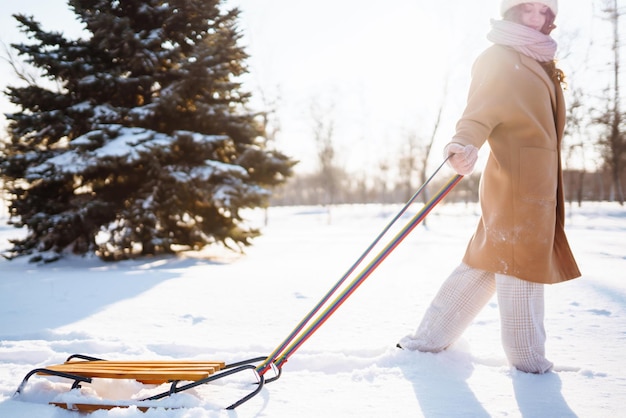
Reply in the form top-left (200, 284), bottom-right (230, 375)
top-left (50, 365), bottom-right (223, 371)
top-left (50, 402), bottom-right (152, 412)
top-left (46, 368), bottom-right (212, 384)
top-left (62, 360), bottom-right (226, 367)
top-left (41, 360), bottom-right (226, 384)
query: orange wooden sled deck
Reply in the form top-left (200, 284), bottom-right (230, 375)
top-left (14, 354), bottom-right (269, 412)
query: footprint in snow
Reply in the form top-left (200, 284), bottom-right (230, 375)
top-left (587, 309), bottom-right (612, 316)
top-left (182, 314), bottom-right (207, 325)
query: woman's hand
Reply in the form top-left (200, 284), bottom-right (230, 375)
top-left (444, 143), bottom-right (479, 175)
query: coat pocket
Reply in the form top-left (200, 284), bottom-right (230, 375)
top-left (519, 147), bottom-right (557, 202)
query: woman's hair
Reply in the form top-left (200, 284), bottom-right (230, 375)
top-left (503, 4), bottom-right (565, 87)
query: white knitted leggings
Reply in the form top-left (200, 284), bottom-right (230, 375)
top-left (400, 263), bottom-right (553, 373)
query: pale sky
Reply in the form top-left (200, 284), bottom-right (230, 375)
top-left (0, 1), bottom-right (608, 174)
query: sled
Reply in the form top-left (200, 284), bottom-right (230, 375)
top-left (15, 166), bottom-right (462, 412)
top-left (15, 354), bottom-right (268, 411)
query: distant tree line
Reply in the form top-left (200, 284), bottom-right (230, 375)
top-left (269, 168), bottom-right (625, 207)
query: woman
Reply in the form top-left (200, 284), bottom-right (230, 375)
top-left (399, 0), bottom-right (580, 374)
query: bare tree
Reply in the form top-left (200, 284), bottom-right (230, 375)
top-left (564, 87), bottom-right (590, 206)
top-left (396, 81), bottom-right (448, 202)
top-left (397, 131), bottom-right (422, 202)
top-left (310, 98), bottom-right (340, 222)
top-left (1, 42), bottom-right (39, 86)
top-left (377, 158), bottom-right (391, 205)
top-left (255, 86), bottom-right (285, 225)
top-left (595, 0), bottom-right (626, 204)
top-left (419, 85), bottom-right (447, 205)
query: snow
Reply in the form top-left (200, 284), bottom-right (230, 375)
top-left (30, 126), bottom-right (231, 177)
top-left (1, 197), bottom-right (625, 417)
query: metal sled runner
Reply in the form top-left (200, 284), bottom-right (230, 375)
top-left (15, 353), bottom-right (269, 411)
top-left (15, 166), bottom-right (462, 412)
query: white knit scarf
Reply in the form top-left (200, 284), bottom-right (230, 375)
top-left (487, 19), bottom-right (557, 62)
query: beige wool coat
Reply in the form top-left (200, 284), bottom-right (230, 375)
top-left (452, 44), bottom-right (581, 284)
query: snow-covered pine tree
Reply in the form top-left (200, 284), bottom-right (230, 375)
top-left (1, 0), bottom-right (295, 262)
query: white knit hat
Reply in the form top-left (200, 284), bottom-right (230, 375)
top-left (500, 1), bottom-right (558, 16)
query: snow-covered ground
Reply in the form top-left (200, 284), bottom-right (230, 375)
top-left (1, 198), bottom-right (625, 417)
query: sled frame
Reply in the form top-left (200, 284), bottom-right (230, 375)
top-left (15, 354), bottom-right (268, 411)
